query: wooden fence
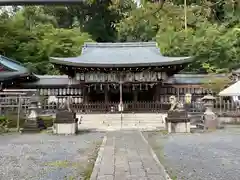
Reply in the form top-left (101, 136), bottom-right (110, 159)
top-left (0, 95), bottom-right (240, 115)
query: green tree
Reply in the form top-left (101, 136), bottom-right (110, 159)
top-left (202, 75), bottom-right (231, 94)
top-left (0, 7), bottom-right (93, 75)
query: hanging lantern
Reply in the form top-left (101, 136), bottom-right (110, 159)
top-left (67, 88), bottom-right (70, 94)
top-left (47, 89), bottom-right (50, 95)
top-left (59, 88), bottom-right (62, 95)
top-left (76, 73), bottom-right (80, 81)
top-left (73, 88), bottom-right (77, 95)
top-left (39, 89), bottom-right (43, 95)
top-left (79, 97), bottom-right (83, 103)
top-left (55, 89), bottom-right (58, 96)
top-left (63, 88), bottom-right (66, 95)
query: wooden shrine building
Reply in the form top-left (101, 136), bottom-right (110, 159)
top-left (49, 42), bottom-right (193, 104)
top-left (0, 42), bottom-right (229, 112)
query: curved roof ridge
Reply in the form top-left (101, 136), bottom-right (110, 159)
top-left (83, 41), bottom-right (157, 48)
top-left (0, 55), bottom-right (29, 72)
top-left (0, 55), bottom-right (25, 66)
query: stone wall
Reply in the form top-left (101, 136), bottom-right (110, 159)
top-left (218, 116), bottom-right (240, 124)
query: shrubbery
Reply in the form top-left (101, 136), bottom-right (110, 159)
top-left (0, 115), bottom-right (55, 131)
top-left (0, 116), bottom-right (9, 133)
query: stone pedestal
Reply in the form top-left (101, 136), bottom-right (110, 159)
top-left (166, 110), bottom-right (190, 133)
top-left (54, 110), bottom-right (78, 135)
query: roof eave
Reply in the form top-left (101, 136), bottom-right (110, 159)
top-left (50, 57), bottom-right (193, 68)
top-left (0, 71), bottom-right (37, 82)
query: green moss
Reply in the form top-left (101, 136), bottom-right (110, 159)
top-left (3, 114), bottom-right (55, 129)
top-left (82, 141), bottom-right (101, 180)
top-left (45, 160), bottom-right (79, 168)
top-left (0, 116), bottom-right (7, 121)
top-left (146, 132), bottom-right (178, 180)
top-left (46, 141), bottom-right (102, 180)
top-left (38, 116), bottom-right (55, 128)
top-left (158, 129), bottom-right (168, 135)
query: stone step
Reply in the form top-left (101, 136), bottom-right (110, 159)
top-left (77, 113), bottom-right (167, 130)
top-left (81, 119), bottom-right (165, 122)
top-left (20, 128), bottom-right (41, 133)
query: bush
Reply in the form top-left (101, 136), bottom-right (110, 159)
top-left (38, 116), bottom-right (55, 128)
top-left (0, 115), bottom-right (9, 132)
top-left (0, 114), bottom-right (55, 129)
top-left (7, 118), bottom-right (25, 128)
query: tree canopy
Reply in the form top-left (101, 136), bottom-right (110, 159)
top-left (0, 0), bottom-right (239, 74)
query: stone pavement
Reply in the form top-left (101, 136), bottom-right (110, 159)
top-left (90, 131), bottom-right (169, 180)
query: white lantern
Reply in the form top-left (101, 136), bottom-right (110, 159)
top-left (76, 73), bottom-right (80, 81)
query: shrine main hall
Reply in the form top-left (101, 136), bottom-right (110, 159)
top-left (1, 41), bottom-right (224, 112)
top-left (49, 42), bottom-right (193, 103)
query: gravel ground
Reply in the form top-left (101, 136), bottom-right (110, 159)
top-left (144, 127), bottom-right (240, 180)
top-left (0, 132), bottom-right (104, 180)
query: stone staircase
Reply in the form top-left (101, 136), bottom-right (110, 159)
top-left (77, 113), bottom-right (166, 131)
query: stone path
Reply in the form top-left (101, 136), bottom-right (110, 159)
top-left (91, 131), bottom-right (168, 180)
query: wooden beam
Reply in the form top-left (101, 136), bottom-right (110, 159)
top-left (0, 0), bottom-right (84, 5)
top-left (171, 84), bottom-right (203, 88)
top-left (0, 92), bottom-right (26, 95)
top-left (3, 89), bottom-right (37, 92)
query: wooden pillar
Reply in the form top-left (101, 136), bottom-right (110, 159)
top-left (133, 90), bottom-right (138, 102)
top-left (120, 81), bottom-right (123, 104)
top-left (177, 87), bottom-right (180, 101)
top-left (155, 83), bottom-right (161, 101)
top-left (83, 86), bottom-right (88, 103)
top-left (104, 84), bottom-right (108, 103)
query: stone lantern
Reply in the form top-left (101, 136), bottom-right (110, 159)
top-left (201, 94), bottom-right (218, 130)
top-left (21, 92), bottom-right (42, 133)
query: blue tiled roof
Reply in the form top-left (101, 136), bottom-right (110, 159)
top-left (0, 55), bottom-right (28, 72)
top-left (0, 55), bottom-right (34, 82)
top-left (50, 42), bottom-right (192, 68)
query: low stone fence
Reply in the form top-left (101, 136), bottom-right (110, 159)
top-left (218, 112), bottom-right (240, 124)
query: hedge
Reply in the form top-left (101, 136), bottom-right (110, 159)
top-left (0, 115), bottom-right (55, 129)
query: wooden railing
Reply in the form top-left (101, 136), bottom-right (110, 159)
top-left (0, 95), bottom-right (240, 115)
